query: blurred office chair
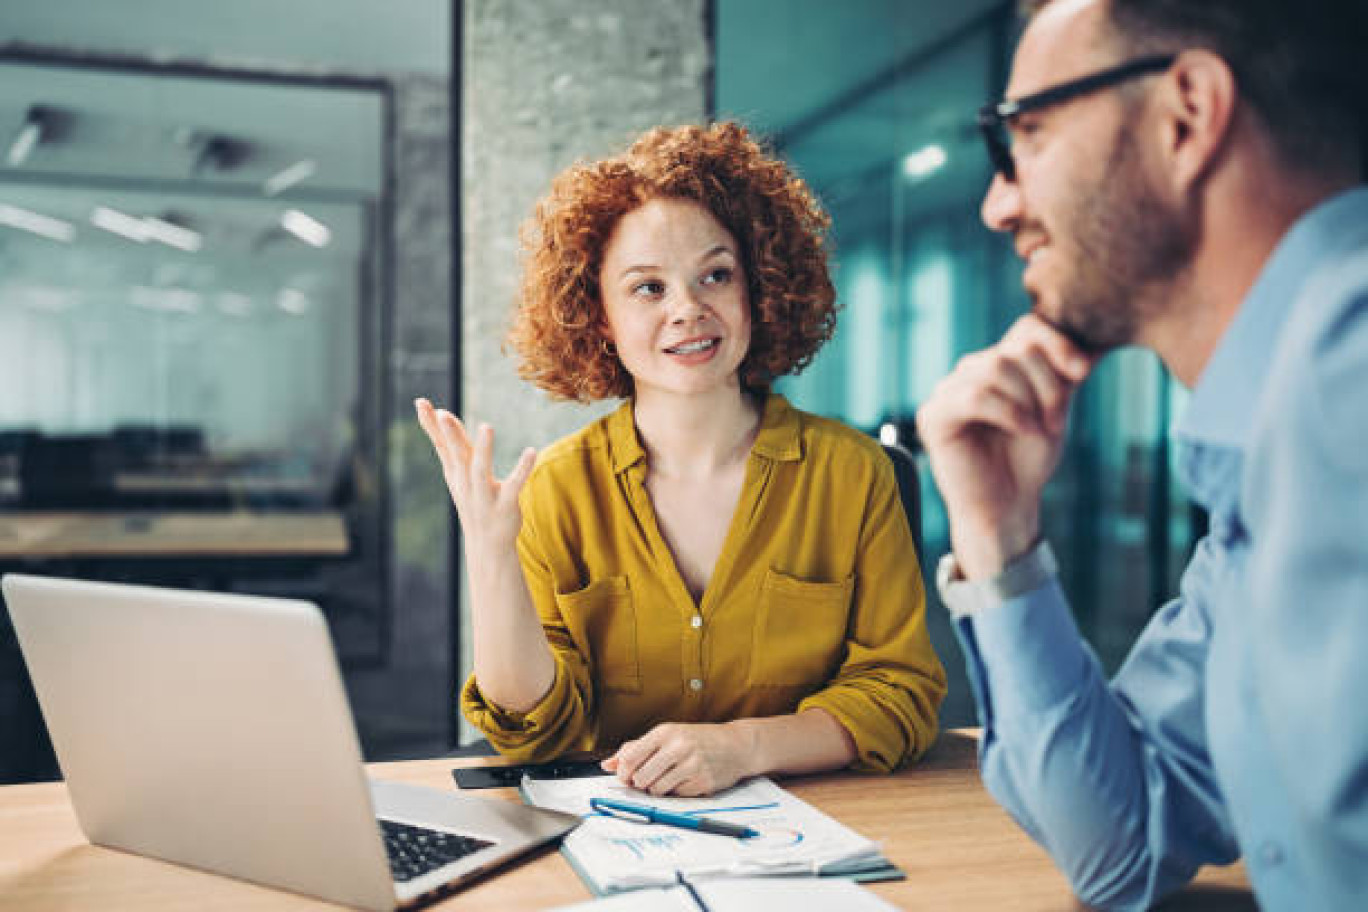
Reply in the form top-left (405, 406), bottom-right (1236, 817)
top-left (0, 429), bottom-right (40, 458)
top-left (111, 425), bottom-right (163, 470)
top-left (162, 425), bottom-right (205, 457)
top-left (18, 434), bottom-right (117, 509)
top-left (0, 430), bottom-right (40, 506)
top-left (881, 442), bottom-right (924, 561)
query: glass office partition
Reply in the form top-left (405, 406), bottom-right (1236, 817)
top-left (0, 56), bottom-right (391, 781)
top-left (0, 189), bottom-right (366, 511)
top-left (717, 0), bottom-right (1198, 723)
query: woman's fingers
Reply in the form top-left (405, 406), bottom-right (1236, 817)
top-left (415, 398), bottom-right (474, 472)
top-left (469, 422), bottom-right (494, 486)
top-left (414, 401), bottom-right (538, 549)
top-left (631, 739), bottom-right (683, 793)
top-left (605, 724), bottom-right (741, 796)
top-left (607, 737), bottom-right (653, 788)
top-left (500, 447), bottom-right (538, 507)
top-left (437, 410), bottom-right (474, 468)
top-left (414, 398), bottom-right (451, 464)
top-left (645, 756), bottom-right (695, 797)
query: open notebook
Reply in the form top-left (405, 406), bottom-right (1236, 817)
top-left (518, 773), bottom-right (901, 895)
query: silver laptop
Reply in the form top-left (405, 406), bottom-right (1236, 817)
top-left (3, 573), bottom-right (578, 911)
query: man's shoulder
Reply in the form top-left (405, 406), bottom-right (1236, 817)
top-left (1255, 239), bottom-right (1368, 476)
top-left (1289, 191), bottom-right (1368, 343)
top-left (1281, 240), bottom-right (1368, 374)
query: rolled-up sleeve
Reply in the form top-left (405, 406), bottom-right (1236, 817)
top-left (798, 457), bottom-right (946, 772)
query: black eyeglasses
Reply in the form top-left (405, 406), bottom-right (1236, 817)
top-left (978, 54), bottom-right (1177, 181)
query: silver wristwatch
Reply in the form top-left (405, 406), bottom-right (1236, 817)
top-left (936, 539), bottom-right (1058, 619)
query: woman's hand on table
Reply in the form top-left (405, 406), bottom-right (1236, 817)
top-left (602, 722), bottom-right (755, 797)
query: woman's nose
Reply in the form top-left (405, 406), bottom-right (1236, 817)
top-left (668, 288), bottom-right (707, 323)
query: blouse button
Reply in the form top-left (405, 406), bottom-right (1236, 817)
top-left (689, 678), bottom-right (704, 692)
top-left (690, 615), bottom-right (703, 629)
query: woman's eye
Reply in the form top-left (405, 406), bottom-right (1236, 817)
top-left (632, 280), bottom-right (665, 298)
top-left (702, 267), bottom-right (732, 286)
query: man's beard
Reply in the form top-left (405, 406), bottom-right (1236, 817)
top-left (1039, 129), bottom-right (1194, 355)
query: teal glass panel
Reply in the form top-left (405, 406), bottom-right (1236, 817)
top-left (717, 1), bottom-right (1200, 723)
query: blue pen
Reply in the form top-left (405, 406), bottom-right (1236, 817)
top-left (590, 796), bottom-right (759, 839)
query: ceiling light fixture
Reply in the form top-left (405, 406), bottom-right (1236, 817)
top-left (902, 144), bottom-right (948, 181)
top-left (264, 159), bottom-right (318, 196)
top-left (277, 288), bottom-right (311, 315)
top-left (143, 215), bottom-right (203, 253)
top-left (131, 286), bottom-right (202, 314)
top-left (7, 106), bottom-right (55, 167)
top-left (91, 206), bottom-right (151, 243)
top-left (0, 203), bottom-right (75, 243)
top-left (280, 209), bottom-right (331, 248)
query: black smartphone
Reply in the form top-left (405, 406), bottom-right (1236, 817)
top-left (452, 758), bottom-right (608, 790)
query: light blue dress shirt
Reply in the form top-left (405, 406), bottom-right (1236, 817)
top-left (952, 186), bottom-right (1368, 911)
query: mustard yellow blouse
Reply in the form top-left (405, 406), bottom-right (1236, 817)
top-left (461, 393), bottom-right (946, 772)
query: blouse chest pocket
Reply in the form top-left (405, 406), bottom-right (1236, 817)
top-left (747, 568), bottom-right (854, 689)
top-left (554, 575), bottom-right (641, 694)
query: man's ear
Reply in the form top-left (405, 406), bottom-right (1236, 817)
top-left (1154, 49), bottom-right (1238, 193)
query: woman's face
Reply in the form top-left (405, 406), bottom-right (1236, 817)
top-left (598, 197), bottom-right (751, 401)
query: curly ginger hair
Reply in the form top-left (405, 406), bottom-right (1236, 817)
top-left (508, 121), bottom-right (839, 402)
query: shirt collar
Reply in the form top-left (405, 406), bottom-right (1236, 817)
top-left (751, 393), bottom-right (803, 462)
top-left (607, 392), bottom-right (802, 475)
top-left (1175, 186), bottom-right (1368, 454)
top-left (606, 400), bottom-right (645, 474)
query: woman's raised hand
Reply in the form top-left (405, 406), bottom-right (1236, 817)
top-left (414, 398), bottom-right (537, 551)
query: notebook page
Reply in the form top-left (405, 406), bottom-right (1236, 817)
top-left (521, 774), bottom-right (884, 893)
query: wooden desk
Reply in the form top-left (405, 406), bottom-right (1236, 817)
top-left (0, 511), bottom-right (349, 559)
top-left (0, 731), bottom-right (1251, 911)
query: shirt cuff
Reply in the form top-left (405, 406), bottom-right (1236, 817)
top-left (460, 661), bottom-right (571, 741)
top-left (797, 689), bottom-right (895, 773)
top-left (937, 539), bottom-right (1058, 618)
top-left (965, 577), bottom-right (1091, 717)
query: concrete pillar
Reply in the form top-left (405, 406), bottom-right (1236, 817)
top-left (457, 0), bottom-right (710, 736)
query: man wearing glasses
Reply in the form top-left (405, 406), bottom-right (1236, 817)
top-left (917, 0), bottom-right (1367, 909)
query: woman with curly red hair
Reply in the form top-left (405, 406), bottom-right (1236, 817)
top-left (417, 122), bottom-right (944, 797)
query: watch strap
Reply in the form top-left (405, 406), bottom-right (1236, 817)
top-left (937, 539), bottom-right (1058, 618)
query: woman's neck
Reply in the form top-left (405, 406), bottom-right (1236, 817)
top-left (632, 386), bottom-right (764, 480)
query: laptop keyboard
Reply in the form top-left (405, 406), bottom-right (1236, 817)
top-left (379, 819), bottom-right (495, 883)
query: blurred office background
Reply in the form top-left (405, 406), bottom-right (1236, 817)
top-left (1, 0), bottom-right (1195, 782)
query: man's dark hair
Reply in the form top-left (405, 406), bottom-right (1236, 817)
top-left (1022, 0), bottom-right (1367, 178)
